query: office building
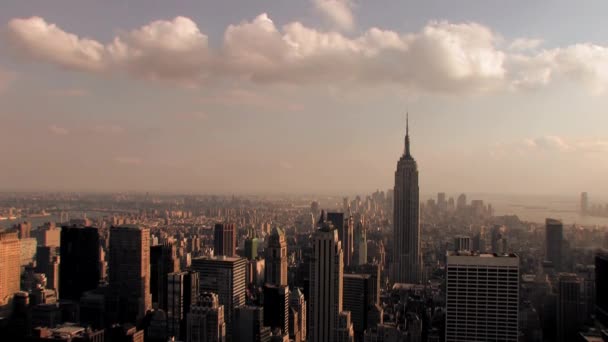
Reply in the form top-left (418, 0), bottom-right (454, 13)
top-left (392, 115), bottom-right (422, 284)
top-left (556, 273), bottom-right (582, 342)
top-left (596, 250), bottom-right (608, 325)
top-left (167, 271), bottom-right (199, 340)
top-left (289, 287), bottom-right (306, 342)
top-left (454, 235), bottom-right (471, 252)
top-left (59, 226), bottom-right (100, 301)
top-left (0, 231), bottom-right (21, 313)
top-left (214, 223), bottom-right (236, 257)
top-left (191, 256), bottom-right (246, 341)
top-left (108, 225), bottom-right (152, 324)
top-left (263, 284), bottom-right (289, 335)
top-left (445, 251), bottom-right (519, 342)
top-left (234, 306), bottom-right (271, 342)
top-left (187, 292), bottom-right (226, 342)
top-left (309, 218), bottom-right (345, 342)
top-left (32, 222), bottom-right (60, 247)
top-left (546, 218), bottom-right (564, 271)
top-left (35, 246), bottom-right (60, 294)
top-left (343, 274), bottom-right (374, 341)
top-left (327, 212), bottom-right (354, 267)
top-left (265, 227), bottom-right (288, 286)
top-left (150, 243), bottom-right (180, 310)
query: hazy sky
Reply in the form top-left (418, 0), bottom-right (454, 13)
top-left (1, 0), bottom-right (608, 196)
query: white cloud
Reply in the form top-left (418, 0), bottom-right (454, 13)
top-left (312, 0), bottom-right (355, 31)
top-left (525, 135), bottom-right (571, 151)
top-left (7, 17), bottom-right (105, 71)
top-left (509, 38), bottom-right (543, 51)
top-left (48, 124), bottom-right (69, 135)
top-left (6, 14), bottom-right (608, 95)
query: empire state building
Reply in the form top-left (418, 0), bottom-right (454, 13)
top-left (392, 114), bottom-right (422, 284)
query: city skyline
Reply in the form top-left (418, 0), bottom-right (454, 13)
top-left (1, 1), bottom-right (608, 195)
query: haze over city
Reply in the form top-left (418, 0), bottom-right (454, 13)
top-left (1, 0), bottom-right (608, 195)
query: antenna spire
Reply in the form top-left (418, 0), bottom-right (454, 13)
top-left (405, 112), bottom-right (411, 157)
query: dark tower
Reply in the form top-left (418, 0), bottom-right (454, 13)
top-left (59, 226), bottom-right (100, 301)
top-left (392, 113), bottom-right (422, 284)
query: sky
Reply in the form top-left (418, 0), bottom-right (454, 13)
top-left (1, 0), bottom-right (608, 197)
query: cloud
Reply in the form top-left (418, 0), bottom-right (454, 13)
top-left (525, 135), bottom-right (571, 151)
top-left (199, 88), bottom-right (303, 112)
top-left (7, 17), bottom-right (105, 71)
top-left (114, 156), bottom-right (142, 165)
top-left (5, 14), bottom-right (608, 94)
top-left (509, 38), bottom-right (542, 51)
top-left (312, 0), bottom-right (355, 31)
top-left (48, 124), bottom-right (69, 135)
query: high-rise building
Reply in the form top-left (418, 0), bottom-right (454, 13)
top-left (187, 292), bottom-right (226, 342)
top-left (244, 236), bottom-right (260, 260)
top-left (289, 288), bottom-right (306, 342)
top-left (0, 231), bottom-right (21, 313)
top-left (453, 235), bottom-right (471, 252)
top-left (556, 273), bottom-right (582, 342)
top-left (32, 222), bottom-right (60, 247)
top-left (456, 193), bottom-right (467, 210)
top-left (353, 216), bottom-right (367, 266)
top-left (327, 212), bottom-right (354, 267)
top-left (167, 271), bottom-right (199, 340)
top-left (437, 192), bottom-right (447, 211)
top-left (191, 256), bottom-right (246, 341)
top-left (59, 226), bottom-right (100, 301)
top-left (214, 223), bottom-right (236, 257)
top-left (581, 192), bottom-right (589, 215)
top-left (150, 243), bottom-right (180, 310)
top-left (445, 251), bottom-right (519, 342)
top-left (265, 227), bottom-right (288, 286)
top-left (108, 225), bottom-right (152, 324)
top-left (545, 218), bottom-right (564, 271)
top-left (36, 246), bottom-right (60, 294)
top-left (234, 306), bottom-right (271, 342)
top-left (309, 219), bottom-right (345, 342)
top-left (14, 221), bottom-right (32, 239)
top-left (263, 284), bottom-right (289, 335)
top-left (392, 114), bottom-right (422, 284)
top-left (343, 274), bottom-right (374, 341)
top-left (335, 311), bottom-right (355, 342)
top-left (596, 250), bottom-right (608, 325)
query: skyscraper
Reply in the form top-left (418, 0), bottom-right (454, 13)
top-left (265, 227), bottom-right (288, 286)
top-left (596, 250), bottom-right (608, 325)
top-left (214, 223), bottom-right (236, 257)
top-left (556, 273), bottom-right (582, 342)
top-left (264, 227), bottom-right (290, 336)
top-left (445, 251), bottom-right (519, 342)
top-left (309, 218), bottom-right (346, 342)
top-left (150, 243), bottom-right (180, 310)
top-left (191, 256), bottom-right (246, 341)
top-left (289, 288), bottom-right (306, 342)
top-left (167, 271), bottom-right (199, 340)
top-left (59, 226), bottom-right (100, 301)
top-left (392, 114), bottom-right (422, 284)
top-left (187, 292), bottom-right (226, 342)
top-left (353, 216), bottom-right (367, 266)
top-left (108, 225), bottom-right (152, 324)
top-left (35, 246), bottom-right (60, 294)
top-left (343, 274), bottom-right (373, 341)
top-left (580, 192), bottom-right (589, 215)
top-left (327, 212), bottom-right (354, 268)
top-left (234, 306), bottom-right (271, 342)
top-left (0, 231), bottom-right (20, 313)
top-left (545, 218), bottom-right (563, 271)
